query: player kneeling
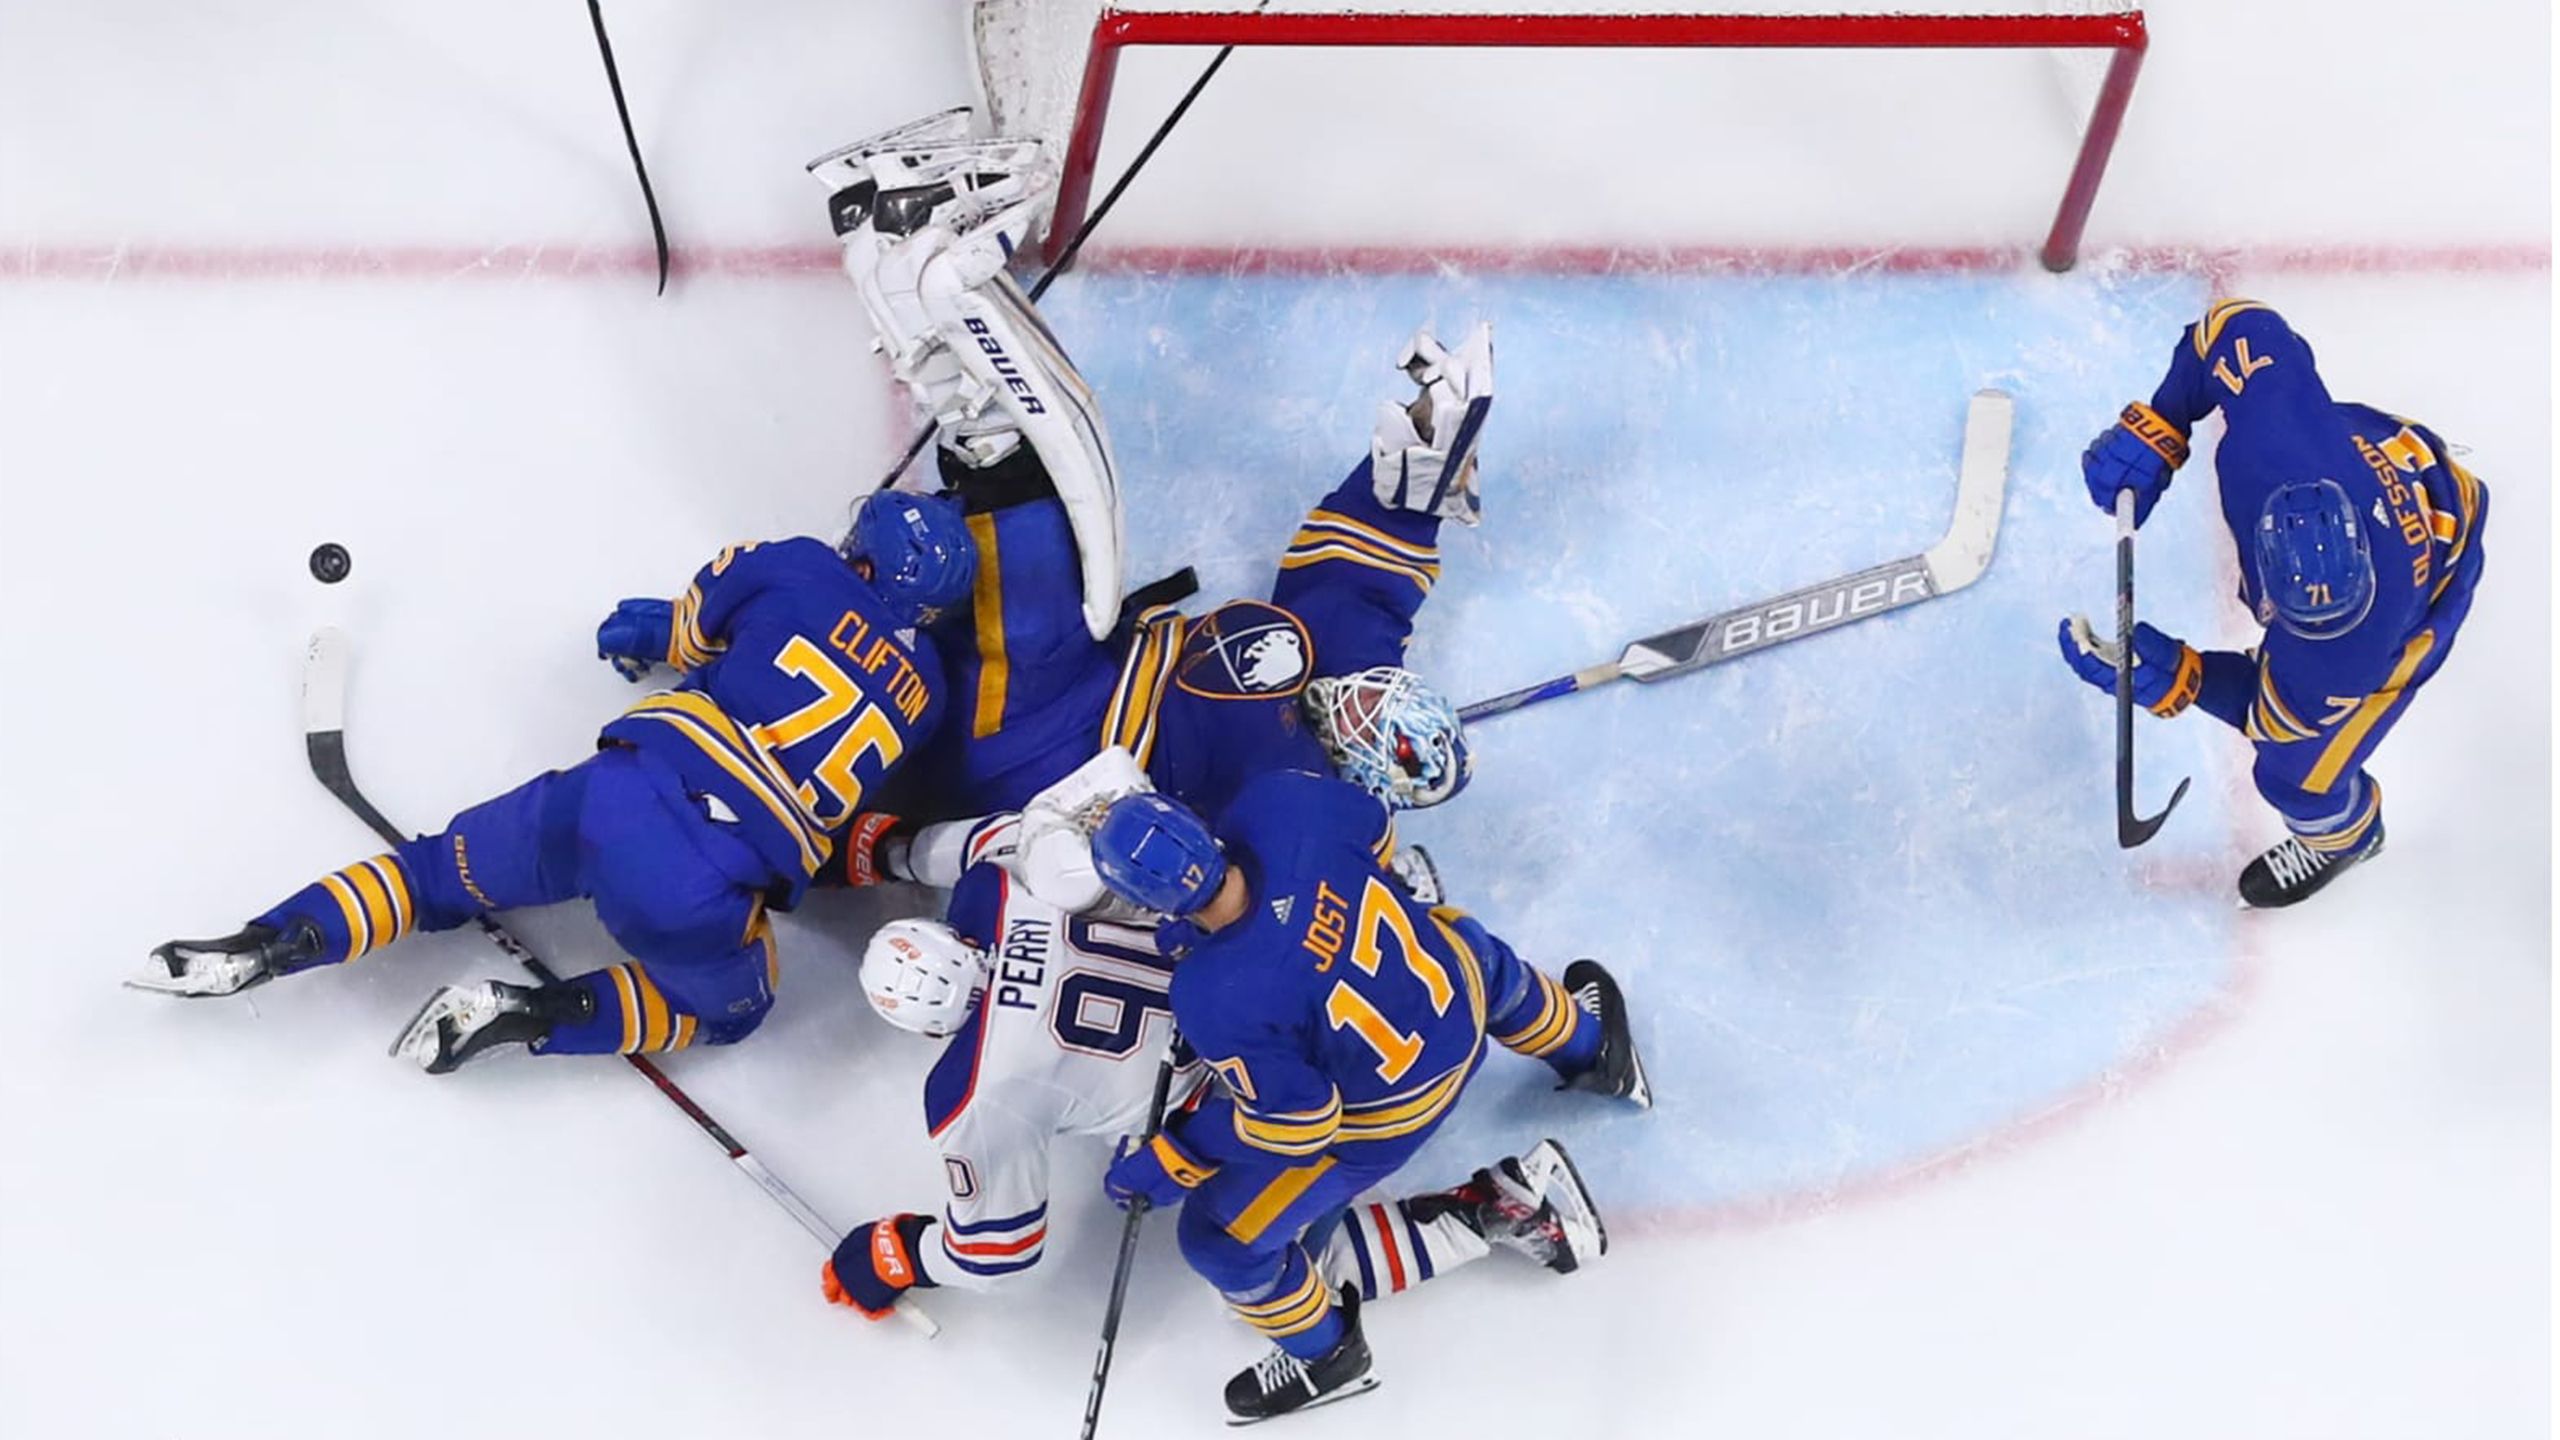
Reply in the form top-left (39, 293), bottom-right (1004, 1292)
top-left (1083, 773), bottom-right (1649, 1423)
top-left (815, 854), bottom-right (1608, 1351)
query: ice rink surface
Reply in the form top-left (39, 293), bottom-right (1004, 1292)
top-left (1, 3), bottom-right (2548, 1438)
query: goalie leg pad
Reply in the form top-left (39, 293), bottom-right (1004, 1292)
top-left (920, 266), bottom-right (1126, 640)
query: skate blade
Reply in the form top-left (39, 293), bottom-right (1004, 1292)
top-left (1526, 1138), bottom-right (1609, 1261)
top-left (1225, 1375), bottom-right (1380, 1427)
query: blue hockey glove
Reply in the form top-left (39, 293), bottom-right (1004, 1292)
top-left (1104, 1127), bottom-right (1219, 1212)
top-left (2081, 402), bottom-right (2189, 528)
top-left (2057, 615), bottom-right (2203, 717)
top-left (822, 1213), bottom-right (937, 1321)
top-left (595, 598), bottom-right (673, 682)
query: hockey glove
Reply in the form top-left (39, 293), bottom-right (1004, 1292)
top-left (822, 1213), bottom-right (938, 1320)
top-left (595, 598), bottom-right (674, 682)
top-left (2081, 403), bottom-right (2189, 528)
top-left (832, 812), bottom-right (910, 888)
top-left (2058, 615), bottom-right (2203, 717)
top-left (1104, 1128), bottom-right (1219, 1212)
top-left (1370, 323), bottom-right (1494, 526)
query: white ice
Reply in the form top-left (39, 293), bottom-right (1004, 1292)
top-left (0, 4), bottom-right (2546, 1438)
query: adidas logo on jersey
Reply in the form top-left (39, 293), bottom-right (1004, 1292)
top-left (1270, 896), bottom-right (1295, 925)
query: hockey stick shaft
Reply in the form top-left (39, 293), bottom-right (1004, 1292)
top-left (1463, 390), bottom-right (2013, 725)
top-left (870, 21), bottom-right (1261, 493)
top-left (1079, 1047), bottom-right (1182, 1440)
top-left (2112, 492), bottom-right (2189, 847)
top-left (298, 630), bottom-right (935, 1336)
top-left (585, 0), bottom-right (669, 296)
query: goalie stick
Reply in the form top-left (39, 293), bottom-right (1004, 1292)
top-left (298, 628), bottom-right (937, 1338)
top-left (1460, 389), bottom-right (2015, 724)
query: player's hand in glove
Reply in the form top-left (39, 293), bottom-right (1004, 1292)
top-left (1104, 1127), bottom-right (1218, 1212)
top-left (2058, 615), bottom-right (2202, 717)
top-left (595, 598), bottom-right (674, 682)
top-left (822, 1213), bottom-right (937, 1319)
top-left (2081, 403), bottom-right (2189, 528)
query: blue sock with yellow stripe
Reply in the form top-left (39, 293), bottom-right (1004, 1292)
top-left (1487, 965), bottom-right (1600, 1077)
top-left (1226, 1242), bottom-right (1343, 1361)
top-left (538, 963), bottom-right (703, 1056)
top-left (254, 853), bottom-right (418, 968)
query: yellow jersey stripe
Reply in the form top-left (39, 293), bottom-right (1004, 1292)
top-left (2305, 633), bottom-right (2436, 793)
top-left (341, 862), bottom-right (396, 948)
top-left (1224, 1159), bottom-right (1338, 1245)
top-left (2194, 298), bottom-right (2269, 358)
top-left (1277, 543), bottom-right (1436, 590)
top-left (2256, 664), bottom-right (2316, 738)
top-left (965, 511), bottom-right (1010, 740)
top-left (1285, 522), bottom-right (1442, 574)
top-left (1296, 509), bottom-right (1438, 563)
top-left (625, 694), bottom-right (827, 873)
top-left (1337, 1059), bottom-right (1473, 1141)
top-left (610, 965), bottom-right (642, 1055)
top-left (1430, 910), bottom-right (1490, 1033)
top-left (1237, 1280), bottom-right (1332, 1336)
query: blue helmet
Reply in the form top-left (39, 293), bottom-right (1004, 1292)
top-left (2254, 479), bottom-right (2374, 639)
top-left (1091, 792), bottom-right (1227, 916)
top-left (1305, 667), bottom-right (1473, 809)
top-left (842, 491), bottom-right (975, 625)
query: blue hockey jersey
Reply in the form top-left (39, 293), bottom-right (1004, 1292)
top-left (1100, 461), bottom-right (1445, 820)
top-left (2144, 302), bottom-right (2488, 750)
top-left (600, 538), bottom-right (947, 905)
top-left (1167, 770), bottom-right (1490, 1172)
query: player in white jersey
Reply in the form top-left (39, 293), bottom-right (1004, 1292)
top-left (814, 845), bottom-right (1610, 1320)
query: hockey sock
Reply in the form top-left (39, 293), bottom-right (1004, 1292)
top-left (254, 853), bottom-right (418, 968)
top-left (1319, 1196), bottom-right (1491, 1303)
top-left (1489, 966), bottom-right (1600, 1076)
top-left (2291, 776), bottom-right (2382, 856)
top-left (537, 963), bottom-right (700, 1056)
top-left (1228, 1243), bottom-right (1342, 1360)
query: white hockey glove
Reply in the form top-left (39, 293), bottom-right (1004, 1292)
top-left (1013, 747), bottom-right (1153, 912)
top-left (1371, 322), bottom-right (1494, 527)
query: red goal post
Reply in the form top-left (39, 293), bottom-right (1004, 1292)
top-left (1007, 6), bottom-right (2148, 273)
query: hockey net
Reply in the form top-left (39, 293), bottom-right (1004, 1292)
top-left (971, 0), bottom-right (2147, 271)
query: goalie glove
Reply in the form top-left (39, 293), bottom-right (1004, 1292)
top-left (2058, 615), bottom-right (2203, 717)
top-left (1371, 322), bottom-right (1493, 526)
top-left (1013, 746), bottom-right (1152, 912)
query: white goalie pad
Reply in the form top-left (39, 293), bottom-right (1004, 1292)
top-left (1371, 322), bottom-right (1494, 527)
top-left (921, 267), bottom-right (1127, 640)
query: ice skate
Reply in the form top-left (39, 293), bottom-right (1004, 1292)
top-left (128, 921), bottom-right (325, 998)
top-left (1222, 1286), bottom-right (1379, 1425)
top-left (390, 980), bottom-right (585, 1074)
top-left (1558, 959), bottom-right (1652, 1110)
top-left (1413, 1138), bottom-right (1608, 1275)
top-left (2239, 823), bottom-right (2384, 909)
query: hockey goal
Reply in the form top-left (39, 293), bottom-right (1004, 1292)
top-left (972, 1), bottom-right (2147, 272)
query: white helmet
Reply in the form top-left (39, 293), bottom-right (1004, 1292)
top-left (1304, 666), bottom-right (1473, 809)
top-left (859, 919), bottom-right (988, 1038)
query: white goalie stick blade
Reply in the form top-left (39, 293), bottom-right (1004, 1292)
top-left (1459, 390), bottom-right (2012, 723)
top-left (1615, 388), bottom-right (2013, 681)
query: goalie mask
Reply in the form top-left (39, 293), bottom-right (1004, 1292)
top-left (1305, 666), bottom-right (1473, 810)
top-left (859, 919), bottom-right (988, 1038)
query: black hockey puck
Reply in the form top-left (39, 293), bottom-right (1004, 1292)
top-left (309, 542), bottom-right (352, 585)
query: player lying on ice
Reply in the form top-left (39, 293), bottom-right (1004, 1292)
top-left (1051, 772), bottom-right (1646, 1423)
top-left (132, 502), bottom-right (972, 1071)
top-left (2058, 301), bottom-right (2489, 907)
top-left (804, 110), bottom-right (1492, 915)
top-left (812, 845), bottom-right (1609, 1367)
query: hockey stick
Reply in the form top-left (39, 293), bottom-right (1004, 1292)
top-left (868, 6), bottom-right (1271, 494)
top-left (584, 0), bottom-right (669, 296)
top-left (298, 629), bottom-right (937, 1337)
top-left (1460, 389), bottom-right (2015, 725)
top-left (2112, 491), bottom-right (2189, 847)
top-left (1079, 1045), bottom-right (1182, 1440)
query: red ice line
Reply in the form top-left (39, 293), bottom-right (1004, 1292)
top-left (0, 240), bottom-right (2546, 283)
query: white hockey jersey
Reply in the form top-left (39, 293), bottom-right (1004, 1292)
top-left (910, 863), bottom-right (1189, 1290)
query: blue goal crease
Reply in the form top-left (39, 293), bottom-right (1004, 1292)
top-left (1039, 265), bottom-right (2234, 1213)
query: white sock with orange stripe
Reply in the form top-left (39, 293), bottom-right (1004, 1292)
top-left (1318, 1195), bottom-right (1491, 1303)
